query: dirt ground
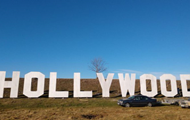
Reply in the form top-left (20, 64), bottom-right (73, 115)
top-left (0, 98), bottom-right (190, 120)
top-left (1, 105), bottom-right (190, 120)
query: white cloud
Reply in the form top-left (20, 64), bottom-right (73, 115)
top-left (113, 69), bottom-right (142, 74)
top-left (120, 69), bottom-right (142, 73)
top-left (112, 69), bottom-right (181, 79)
top-left (149, 72), bottom-right (181, 80)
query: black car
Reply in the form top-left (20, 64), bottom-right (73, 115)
top-left (117, 95), bottom-right (157, 107)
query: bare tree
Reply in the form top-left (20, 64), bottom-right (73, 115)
top-left (89, 58), bottom-right (107, 94)
top-left (89, 58), bottom-right (107, 73)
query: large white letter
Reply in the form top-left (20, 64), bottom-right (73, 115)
top-left (140, 74), bottom-right (158, 97)
top-left (0, 71), bottom-right (20, 98)
top-left (23, 72), bottom-right (45, 98)
top-left (160, 74), bottom-right (177, 97)
top-left (49, 72), bottom-right (68, 98)
top-left (97, 73), bottom-right (114, 97)
top-left (0, 71), bottom-right (6, 98)
top-left (74, 73), bottom-right (92, 97)
top-left (118, 73), bottom-right (136, 97)
top-left (180, 74), bottom-right (190, 97)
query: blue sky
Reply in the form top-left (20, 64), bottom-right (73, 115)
top-left (0, 0), bottom-right (190, 79)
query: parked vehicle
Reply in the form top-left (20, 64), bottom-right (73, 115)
top-left (117, 95), bottom-right (158, 107)
top-left (180, 98), bottom-right (190, 108)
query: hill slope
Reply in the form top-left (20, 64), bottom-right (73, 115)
top-left (3, 78), bottom-right (189, 98)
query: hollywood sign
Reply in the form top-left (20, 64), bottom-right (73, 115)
top-left (0, 71), bottom-right (190, 98)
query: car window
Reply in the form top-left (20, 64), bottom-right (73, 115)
top-left (144, 97), bottom-right (149, 100)
top-left (134, 96), bottom-right (140, 100)
top-left (127, 96), bottom-right (135, 100)
top-left (140, 96), bottom-right (149, 100)
top-left (140, 96), bottom-right (144, 100)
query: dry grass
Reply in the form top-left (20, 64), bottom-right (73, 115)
top-left (1, 78), bottom-right (190, 119)
top-left (0, 98), bottom-right (190, 120)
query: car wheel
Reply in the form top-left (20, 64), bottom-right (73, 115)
top-left (125, 103), bottom-right (130, 107)
top-left (147, 103), bottom-right (152, 107)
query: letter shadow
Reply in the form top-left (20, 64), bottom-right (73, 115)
top-left (39, 90), bottom-right (49, 98)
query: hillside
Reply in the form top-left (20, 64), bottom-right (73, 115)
top-left (1, 78), bottom-right (190, 120)
top-left (3, 78), bottom-right (189, 98)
